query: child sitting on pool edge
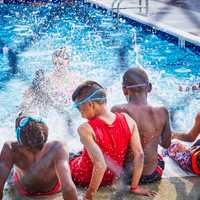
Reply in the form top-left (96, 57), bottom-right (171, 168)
top-left (167, 112), bottom-right (200, 175)
top-left (112, 67), bottom-right (171, 184)
top-left (0, 113), bottom-right (78, 200)
top-left (69, 80), bottom-right (156, 200)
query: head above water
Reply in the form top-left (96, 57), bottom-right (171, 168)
top-left (122, 67), bottom-right (152, 95)
top-left (15, 114), bottom-right (48, 150)
top-left (72, 81), bottom-right (107, 119)
top-left (52, 46), bottom-right (70, 67)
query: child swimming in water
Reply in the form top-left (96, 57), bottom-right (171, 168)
top-left (167, 112), bottom-right (200, 175)
top-left (69, 80), bottom-right (156, 199)
top-left (0, 113), bottom-right (78, 200)
top-left (47, 46), bottom-right (84, 110)
top-left (20, 47), bottom-right (84, 134)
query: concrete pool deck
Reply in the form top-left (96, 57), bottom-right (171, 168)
top-left (87, 0), bottom-right (200, 46)
top-left (5, 176), bottom-right (200, 200)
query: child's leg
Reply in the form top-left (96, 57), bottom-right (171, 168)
top-left (168, 141), bottom-right (192, 173)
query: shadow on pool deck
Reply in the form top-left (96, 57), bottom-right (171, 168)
top-left (5, 176), bottom-right (200, 200)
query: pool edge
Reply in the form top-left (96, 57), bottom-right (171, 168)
top-left (86, 0), bottom-right (200, 55)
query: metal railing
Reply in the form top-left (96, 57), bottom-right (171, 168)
top-left (112, 0), bottom-right (149, 18)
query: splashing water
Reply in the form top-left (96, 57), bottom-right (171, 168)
top-left (0, 2), bottom-right (200, 153)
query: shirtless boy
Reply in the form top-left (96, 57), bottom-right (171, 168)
top-left (69, 81), bottom-right (155, 200)
top-left (112, 67), bottom-right (171, 184)
top-left (0, 114), bottom-right (78, 200)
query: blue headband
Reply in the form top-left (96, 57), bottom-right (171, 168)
top-left (16, 116), bottom-right (45, 143)
top-left (73, 88), bottom-right (106, 109)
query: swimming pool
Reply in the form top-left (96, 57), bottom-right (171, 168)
top-left (0, 2), bottom-right (200, 152)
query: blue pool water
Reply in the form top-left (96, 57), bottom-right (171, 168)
top-left (0, 2), bottom-right (200, 150)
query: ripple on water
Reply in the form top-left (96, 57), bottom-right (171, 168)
top-left (175, 68), bottom-right (192, 73)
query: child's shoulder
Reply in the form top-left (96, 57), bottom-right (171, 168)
top-left (153, 106), bottom-right (170, 121)
top-left (78, 122), bottom-right (93, 133)
top-left (1, 141), bottom-right (19, 154)
top-left (157, 106), bottom-right (169, 113)
top-left (46, 141), bottom-right (69, 156)
top-left (46, 140), bottom-right (67, 150)
top-left (111, 103), bottom-right (128, 113)
top-left (147, 105), bottom-right (169, 118)
top-left (148, 104), bottom-right (168, 112)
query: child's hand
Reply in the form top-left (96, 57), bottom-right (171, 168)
top-left (130, 185), bottom-right (157, 197)
top-left (83, 189), bottom-right (94, 200)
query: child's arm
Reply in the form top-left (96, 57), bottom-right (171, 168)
top-left (0, 143), bottom-right (13, 200)
top-left (55, 142), bottom-right (78, 200)
top-left (160, 107), bottom-right (171, 148)
top-left (173, 112), bottom-right (200, 142)
top-left (124, 114), bottom-right (156, 197)
top-left (78, 123), bottom-right (107, 200)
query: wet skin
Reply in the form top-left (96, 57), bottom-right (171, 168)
top-left (112, 103), bottom-right (171, 175)
top-left (0, 141), bottom-right (78, 200)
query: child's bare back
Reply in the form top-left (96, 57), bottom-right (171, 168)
top-left (113, 103), bottom-right (170, 175)
top-left (112, 67), bottom-right (171, 184)
top-left (0, 115), bottom-right (78, 200)
top-left (9, 141), bottom-right (63, 193)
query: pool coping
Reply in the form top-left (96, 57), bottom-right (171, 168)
top-left (86, 0), bottom-right (200, 55)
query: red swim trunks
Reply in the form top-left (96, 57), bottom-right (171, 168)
top-left (12, 173), bottom-right (61, 196)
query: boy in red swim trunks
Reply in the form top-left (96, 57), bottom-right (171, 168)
top-left (0, 114), bottom-right (78, 200)
top-left (112, 67), bottom-right (171, 184)
top-left (70, 81), bottom-right (156, 200)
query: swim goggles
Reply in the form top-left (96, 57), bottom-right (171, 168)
top-left (16, 116), bottom-right (45, 143)
top-left (124, 82), bottom-right (149, 89)
top-left (73, 88), bottom-right (106, 109)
